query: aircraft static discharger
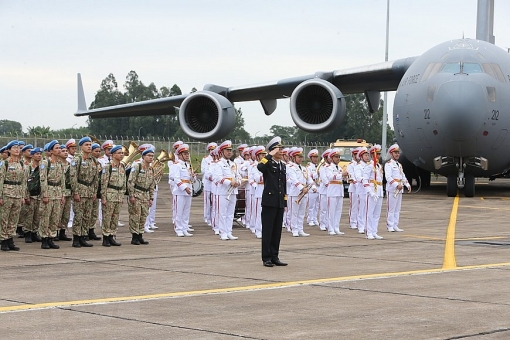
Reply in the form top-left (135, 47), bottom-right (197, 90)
top-left (75, 0), bottom-right (509, 197)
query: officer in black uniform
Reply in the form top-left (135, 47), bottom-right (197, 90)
top-left (257, 136), bottom-right (288, 267)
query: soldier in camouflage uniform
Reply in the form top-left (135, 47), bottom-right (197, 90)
top-left (16, 143), bottom-right (33, 238)
top-left (57, 144), bottom-right (72, 241)
top-left (23, 147), bottom-right (43, 243)
top-left (38, 140), bottom-right (65, 250)
top-left (127, 148), bottom-right (155, 245)
top-left (0, 140), bottom-right (27, 251)
top-left (86, 143), bottom-right (102, 241)
top-left (69, 137), bottom-right (99, 248)
top-left (100, 145), bottom-right (125, 247)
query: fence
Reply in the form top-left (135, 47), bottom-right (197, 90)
top-left (0, 135), bottom-right (334, 170)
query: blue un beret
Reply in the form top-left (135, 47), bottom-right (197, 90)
top-left (0, 146), bottom-right (6, 153)
top-left (47, 140), bottom-right (59, 151)
top-left (142, 148), bottom-right (155, 156)
top-left (79, 136), bottom-right (92, 146)
top-left (91, 143), bottom-right (100, 150)
top-left (21, 144), bottom-right (34, 152)
top-left (110, 145), bottom-right (122, 154)
top-left (43, 142), bottom-right (50, 152)
top-left (6, 140), bottom-right (19, 150)
top-left (30, 147), bottom-right (43, 155)
top-left (18, 141), bottom-right (26, 146)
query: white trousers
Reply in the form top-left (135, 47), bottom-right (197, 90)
top-left (252, 197), bottom-right (262, 234)
top-left (203, 190), bottom-right (212, 224)
top-left (319, 194), bottom-right (328, 229)
top-left (307, 191), bottom-right (319, 224)
top-left (217, 195), bottom-right (236, 238)
top-left (145, 188), bottom-right (157, 227)
top-left (365, 195), bottom-right (383, 237)
top-left (327, 196), bottom-right (343, 233)
top-left (289, 196), bottom-right (306, 233)
top-left (349, 192), bottom-right (359, 228)
top-left (173, 194), bottom-right (191, 234)
top-left (386, 190), bottom-right (403, 229)
top-left (357, 193), bottom-right (367, 233)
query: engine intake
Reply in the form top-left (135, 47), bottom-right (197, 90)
top-left (179, 91), bottom-right (236, 141)
top-left (290, 79), bottom-right (346, 132)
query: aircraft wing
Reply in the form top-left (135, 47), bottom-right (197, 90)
top-left (75, 56), bottom-right (418, 140)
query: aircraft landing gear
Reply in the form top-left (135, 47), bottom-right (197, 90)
top-left (464, 175), bottom-right (475, 197)
top-left (446, 175), bottom-right (457, 197)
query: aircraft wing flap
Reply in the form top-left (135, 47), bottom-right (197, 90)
top-left (74, 95), bottom-right (188, 118)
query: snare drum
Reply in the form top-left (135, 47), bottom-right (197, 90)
top-left (192, 179), bottom-right (204, 197)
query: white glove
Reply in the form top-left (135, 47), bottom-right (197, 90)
top-left (370, 193), bottom-right (378, 203)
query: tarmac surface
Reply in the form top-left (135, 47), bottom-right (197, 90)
top-left (2, 176), bottom-right (510, 339)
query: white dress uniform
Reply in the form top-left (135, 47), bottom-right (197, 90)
top-left (362, 149), bottom-right (384, 240)
top-left (97, 154), bottom-right (110, 227)
top-left (201, 153), bottom-right (214, 225)
top-left (318, 157), bottom-right (331, 231)
top-left (170, 158), bottom-right (193, 236)
top-left (324, 159), bottom-right (345, 235)
top-left (212, 156), bottom-right (241, 240)
top-left (239, 158), bottom-right (251, 227)
top-left (355, 159), bottom-right (368, 234)
top-left (347, 158), bottom-right (359, 229)
top-left (208, 156), bottom-right (220, 234)
top-left (286, 157), bottom-right (313, 237)
top-left (248, 157), bottom-right (264, 238)
top-left (306, 161), bottom-right (319, 226)
top-left (385, 157), bottom-right (410, 232)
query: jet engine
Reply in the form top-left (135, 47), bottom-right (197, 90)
top-left (289, 79), bottom-right (346, 132)
top-left (179, 91), bottom-right (236, 141)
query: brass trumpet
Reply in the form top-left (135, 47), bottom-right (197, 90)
top-left (121, 141), bottom-right (140, 168)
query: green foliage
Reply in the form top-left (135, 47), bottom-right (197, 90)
top-left (0, 120), bottom-right (22, 136)
top-left (27, 126), bottom-right (52, 137)
top-left (224, 107), bottom-right (250, 142)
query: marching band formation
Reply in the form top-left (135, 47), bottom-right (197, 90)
top-left (0, 136), bottom-right (411, 252)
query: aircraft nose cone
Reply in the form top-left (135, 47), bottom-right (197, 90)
top-left (435, 80), bottom-right (485, 141)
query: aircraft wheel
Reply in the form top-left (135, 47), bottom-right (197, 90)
top-left (446, 176), bottom-right (457, 197)
top-left (464, 176), bottom-right (475, 197)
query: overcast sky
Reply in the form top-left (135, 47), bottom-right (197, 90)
top-left (1, 0), bottom-right (509, 138)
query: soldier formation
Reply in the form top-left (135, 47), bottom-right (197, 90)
top-left (0, 136), bottom-right (411, 254)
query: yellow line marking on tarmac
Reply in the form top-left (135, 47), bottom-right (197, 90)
top-left (442, 194), bottom-right (459, 269)
top-left (3, 261), bottom-right (510, 314)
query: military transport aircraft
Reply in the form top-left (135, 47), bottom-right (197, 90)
top-left (76, 0), bottom-right (509, 197)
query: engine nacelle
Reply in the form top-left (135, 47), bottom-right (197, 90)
top-left (289, 79), bottom-right (346, 133)
top-left (179, 91), bottom-right (236, 141)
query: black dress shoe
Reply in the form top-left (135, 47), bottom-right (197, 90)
top-left (272, 259), bottom-right (288, 266)
top-left (263, 261), bottom-right (274, 267)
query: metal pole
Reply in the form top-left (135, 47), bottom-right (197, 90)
top-left (381, 0), bottom-right (390, 157)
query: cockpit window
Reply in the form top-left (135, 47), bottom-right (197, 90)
top-left (421, 62), bottom-right (443, 82)
top-left (482, 63), bottom-right (506, 82)
top-left (463, 63), bottom-right (483, 73)
top-left (441, 62), bottom-right (461, 73)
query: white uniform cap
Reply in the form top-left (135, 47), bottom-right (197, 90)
top-left (266, 136), bottom-right (283, 151)
top-left (308, 149), bottom-right (319, 158)
top-left (173, 141), bottom-right (183, 150)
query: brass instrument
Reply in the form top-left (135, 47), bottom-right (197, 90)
top-left (295, 183), bottom-right (313, 204)
top-left (121, 141), bottom-right (140, 168)
top-left (86, 134), bottom-right (101, 145)
top-left (152, 149), bottom-right (174, 184)
top-left (315, 158), bottom-right (325, 185)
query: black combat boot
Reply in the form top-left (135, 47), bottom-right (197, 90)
top-left (108, 234), bottom-right (121, 246)
top-left (131, 233), bottom-right (140, 245)
top-left (7, 238), bottom-right (20, 251)
top-left (16, 226), bottom-right (24, 238)
top-left (58, 229), bottom-right (72, 241)
top-left (41, 237), bottom-right (50, 250)
top-left (72, 235), bottom-right (81, 248)
top-left (138, 234), bottom-right (149, 245)
top-left (1, 240), bottom-right (9, 251)
top-left (24, 231), bottom-right (33, 243)
top-left (31, 232), bottom-right (42, 242)
top-left (47, 238), bottom-right (60, 249)
top-left (79, 236), bottom-right (93, 247)
top-left (88, 228), bottom-right (101, 241)
top-left (102, 235), bottom-right (110, 247)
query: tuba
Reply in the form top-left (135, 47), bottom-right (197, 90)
top-left (151, 149), bottom-right (174, 184)
top-left (121, 141), bottom-right (141, 168)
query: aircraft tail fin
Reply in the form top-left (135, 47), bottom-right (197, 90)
top-left (77, 73), bottom-right (87, 113)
